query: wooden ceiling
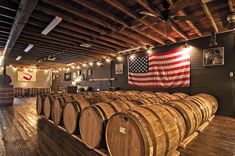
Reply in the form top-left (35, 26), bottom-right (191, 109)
top-left (0, 0), bottom-right (234, 67)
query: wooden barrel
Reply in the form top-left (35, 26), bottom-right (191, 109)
top-left (172, 93), bottom-right (189, 99)
top-left (63, 97), bottom-right (92, 134)
top-left (43, 93), bottom-right (62, 119)
top-left (106, 104), bottom-right (184, 156)
top-left (186, 94), bottom-right (217, 123)
top-left (0, 85), bottom-right (14, 106)
top-left (166, 100), bottom-right (202, 138)
top-left (79, 100), bottom-right (135, 149)
top-left (36, 94), bottom-right (48, 115)
top-left (155, 92), bottom-right (178, 103)
top-left (52, 95), bottom-right (74, 125)
top-left (196, 93), bottom-right (218, 114)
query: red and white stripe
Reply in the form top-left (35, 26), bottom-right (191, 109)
top-left (128, 49), bottom-right (190, 88)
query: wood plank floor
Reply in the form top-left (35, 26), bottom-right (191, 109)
top-left (0, 97), bottom-right (234, 156)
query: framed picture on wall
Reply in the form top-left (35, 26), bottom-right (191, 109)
top-left (87, 69), bottom-right (92, 75)
top-left (64, 72), bottom-right (71, 81)
top-left (203, 47), bottom-right (224, 66)
top-left (115, 63), bottom-right (123, 74)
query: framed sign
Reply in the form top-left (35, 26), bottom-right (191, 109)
top-left (18, 71), bottom-right (36, 82)
top-left (64, 72), bottom-right (71, 81)
top-left (87, 69), bottom-right (92, 75)
top-left (115, 63), bottom-right (123, 74)
top-left (203, 47), bottom-right (224, 66)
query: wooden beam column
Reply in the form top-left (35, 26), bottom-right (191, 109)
top-left (200, 0), bottom-right (219, 33)
top-left (3, 0), bottom-right (39, 56)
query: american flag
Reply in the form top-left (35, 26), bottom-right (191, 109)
top-left (128, 49), bottom-right (190, 88)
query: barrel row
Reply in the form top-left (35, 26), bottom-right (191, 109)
top-left (14, 87), bottom-right (51, 97)
top-left (36, 91), bottom-right (218, 156)
top-left (106, 93), bottom-right (218, 156)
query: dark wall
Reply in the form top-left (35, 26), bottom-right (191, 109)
top-left (51, 62), bottom-right (112, 91)
top-left (52, 31), bottom-right (235, 115)
top-left (111, 31), bottom-right (235, 116)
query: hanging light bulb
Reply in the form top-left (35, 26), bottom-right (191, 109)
top-left (117, 55), bottom-right (123, 61)
top-left (82, 63), bottom-right (87, 67)
top-left (76, 65), bottom-right (81, 69)
top-left (89, 62), bottom-right (94, 66)
top-left (96, 61), bottom-right (102, 66)
top-left (105, 58), bottom-right (111, 63)
top-left (130, 53), bottom-right (136, 60)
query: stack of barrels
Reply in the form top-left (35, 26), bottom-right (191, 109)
top-left (14, 87), bottom-right (51, 97)
top-left (36, 91), bottom-right (218, 156)
top-left (0, 85), bottom-right (14, 106)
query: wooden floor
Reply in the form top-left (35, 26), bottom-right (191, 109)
top-left (0, 98), bottom-right (235, 156)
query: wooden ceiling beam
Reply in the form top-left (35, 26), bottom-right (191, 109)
top-left (3, 0), bottom-right (39, 56)
top-left (0, 20), bottom-right (13, 25)
top-left (228, 0), bottom-right (235, 13)
top-left (16, 37), bottom-right (111, 56)
top-left (137, 0), bottom-right (190, 40)
top-left (29, 16), bottom-right (129, 49)
top-left (21, 25), bottom-right (117, 52)
top-left (104, 0), bottom-right (176, 43)
top-left (16, 37), bottom-right (113, 57)
top-left (0, 5), bottom-right (17, 12)
top-left (24, 25), bottom-right (121, 51)
top-left (37, 1), bottom-right (154, 46)
top-left (200, 0), bottom-right (219, 33)
top-left (72, 0), bottom-right (165, 45)
top-left (31, 13), bottom-right (137, 48)
top-left (167, 0), bottom-right (202, 37)
top-left (34, 7), bottom-right (141, 47)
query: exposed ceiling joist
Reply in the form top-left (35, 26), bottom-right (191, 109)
top-left (104, 0), bottom-right (176, 43)
top-left (167, 0), bottom-right (202, 37)
top-left (200, 0), bottom-right (219, 33)
top-left (38, 0), bottom-right (156, 46)
top-left (136, 0), bottom-right (189, 40)
top-left (3, 0), bottom-right (39, 56)
top-left (72, 0), bottom-right (165, 45)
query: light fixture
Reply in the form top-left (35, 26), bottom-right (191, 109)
top-left (145, 45), bottom-right (154, 55)
top-left (80, 43), bottom-right (92, 48)
top-left (130, 54), bottom-right (136, 60)
top-left (24, 44), bottom-right (34, 52)
top-left (71, 66), bottom-right (75, 69)
top-left (96, 61), bottom-right (102, 66)
top-left (117, 55), bottom-right (123, 61)
top-left (13, 67), bottom-right (18, 71)
top-left (16, 56), bottom-right (22, 61)
top-left (44, 69), bottom-right (48, 73)
top-left (105, 58), bottom-right (111, 63)
top-left (41, 16), bottom-right (62, 35)
top-left (76, 66), bottom-right (81, 69)
top-left (182, 42), bottom-right (191, 57)
top-left (59, 68), bottom-right (62, 71)
top-left (47, 55), bottom-right (56, 61)
top-left (89, 62), bottom-right (94, 66)
top-left (82, 63), bottom-right (87, 67)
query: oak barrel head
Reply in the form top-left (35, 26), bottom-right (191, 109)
top-left (36, 95), bottom-right (43, 115)
top-left (106, 113), bottom-right (145, 156)
top-left (79, 106), bottom-right (103, 149)
top-left (63, 102), bottom-right (80, 134)
top-left (52, 98), bottom-right (63, 125)
top-left (43, 96), bottom-right (52, 119)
